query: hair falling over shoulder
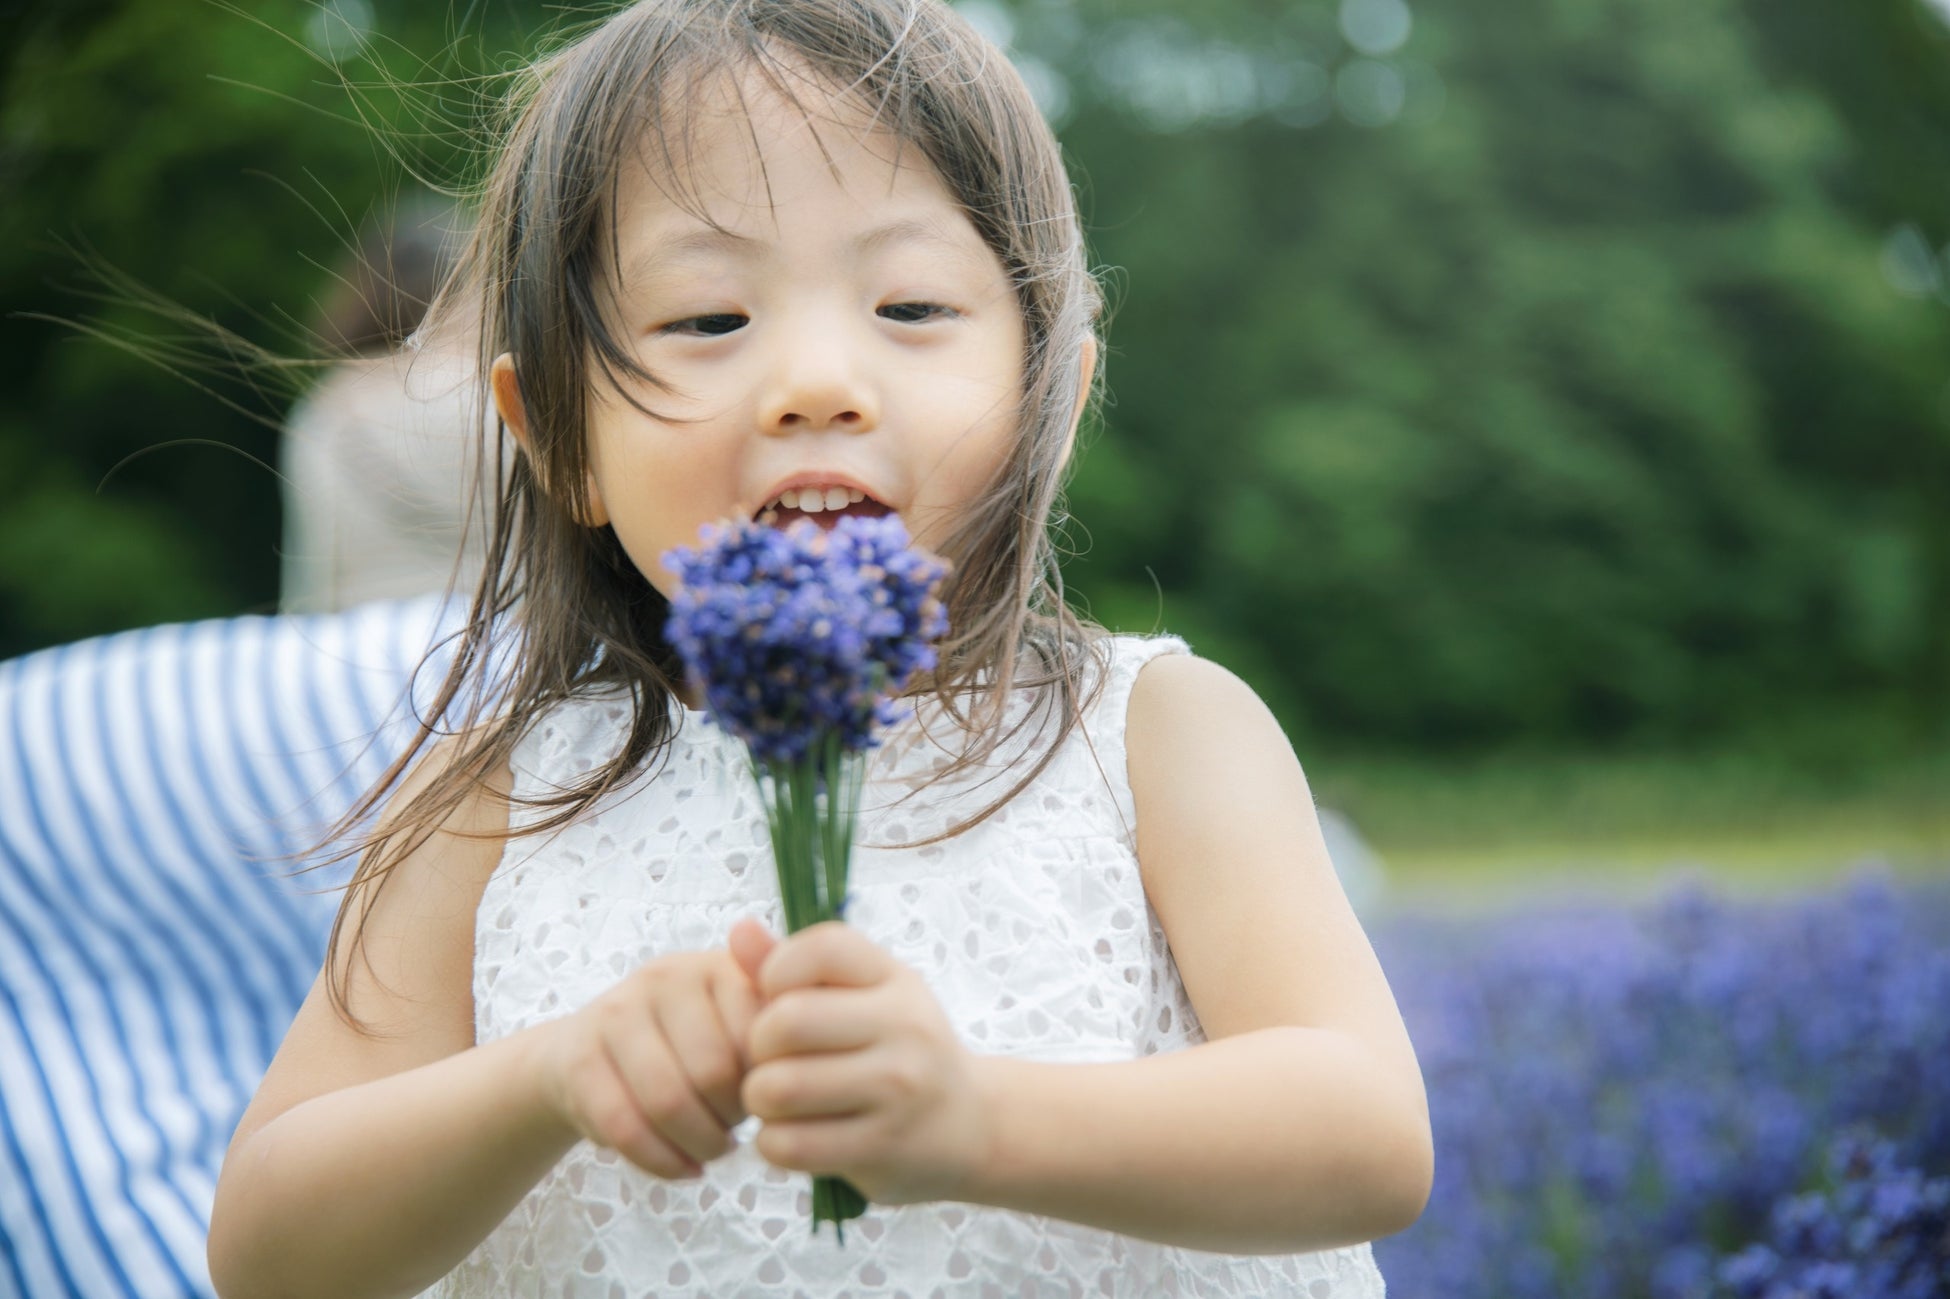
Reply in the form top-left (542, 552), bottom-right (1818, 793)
top-left (299, 0), bottom-right (1118, 1032)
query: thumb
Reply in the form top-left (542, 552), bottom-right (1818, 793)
top-left (728, 917), bottom-right (778, 988)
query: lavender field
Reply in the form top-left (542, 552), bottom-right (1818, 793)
top-left (1369, 868), bottom-right (1950, 1299)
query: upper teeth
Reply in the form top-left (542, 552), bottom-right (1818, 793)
top-left (770, 486), bottom-right (867, 513)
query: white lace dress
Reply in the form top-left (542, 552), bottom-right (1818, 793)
top-left (422, 633), bottom-right (1388, 1298)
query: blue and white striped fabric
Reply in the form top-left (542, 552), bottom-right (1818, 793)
top-left (0, 596), bottom-right (466, 1298)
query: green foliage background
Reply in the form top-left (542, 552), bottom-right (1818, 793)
top-left (3, 0), bottom-right (1947, 764)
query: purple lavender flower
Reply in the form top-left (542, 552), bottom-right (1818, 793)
top-left (660, 511), bottom-right (950, 1245)
top-left (1711, 1131), bottom-right (1950, 1299)
top-left (662, 514), bottom-right (949, 769)
top-left (1369, 868), bottom-right (1950, 1298)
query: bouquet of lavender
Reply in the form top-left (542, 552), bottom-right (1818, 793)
top-left (662, 512), bottom-right (950, 1241)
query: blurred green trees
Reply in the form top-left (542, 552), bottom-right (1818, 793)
top-left (2, 0), bottom-right (1946, 754)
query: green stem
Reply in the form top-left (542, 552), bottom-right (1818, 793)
top-left (756, 737), bottom-right (870, 1242)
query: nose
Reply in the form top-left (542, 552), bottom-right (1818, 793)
top-left (753, 315), bottom-right (880, 436)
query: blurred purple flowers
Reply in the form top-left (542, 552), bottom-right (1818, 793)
top-left (663, 514), bottom-right (949, 771)
top-left (662, 513), bottom-right (949, 1244)
top-left (1370, 867), bottom-right (1950, 1298)
top-left (1712, 1131), bottom-right (1949, 1299)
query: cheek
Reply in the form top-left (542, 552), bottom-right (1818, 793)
top-left (942, 423), bottom-right (1016, 496)
top-left (908, 416), bottom-right (1021, 553)
top-left (947, 349), bottom-right (1027, 481)
top-left (585, 432), bottom-right (733, 598)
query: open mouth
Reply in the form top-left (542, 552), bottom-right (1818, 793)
top-left (753, 486), bottom-right (897, 532)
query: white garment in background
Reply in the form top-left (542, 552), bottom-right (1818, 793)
top-left (423, 633), bottom-right (1388, 1298)
top-left (278, 347), bottom-right (495, 613)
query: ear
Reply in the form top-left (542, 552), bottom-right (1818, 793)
top-left (1059, 334), bottom-right (1098, 470)
top-left (490, 352), bottom-right (610, 528)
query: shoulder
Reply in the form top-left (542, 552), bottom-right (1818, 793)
top-left (1122, 649), bottom-right (1314, 870)
top-left (1122, 648), bottom-right (1299, 803)
top-left (318, 723), bottom-right (519, 1042)
top-left (331, 727), bottom-right (517, 1019)
top-left (373, 727), bottom-right (517, 868)
top-left (1121, 649), bottom-right (1336, 1036)
top-left (1122, 647), bottom-right (1270, 739)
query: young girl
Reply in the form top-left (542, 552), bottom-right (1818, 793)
top-left (208, 1), bottom-right (1431, 1294)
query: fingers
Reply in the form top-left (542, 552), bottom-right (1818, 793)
top-left (573, 1040), bottom-right (703, 1181)
top-left (757, 921), bottom-right (894, 999)
top-left (728, 917), bottom-right (777, 988)
top-left (754, 1112), bottom-right (878, 1175)
top-left (601, 1004), bottom-right (736, 1169)
top-left (747, 986), bottom-right (882, 1066)
top-left (656, 979), bottom-right (748, 1132)
top-left (553, 929), bottom-right (894, 1184)
top-left (711, 953), bottom-right (765, 1073)
top-left (744, 1050), bottom-right (880, 1123)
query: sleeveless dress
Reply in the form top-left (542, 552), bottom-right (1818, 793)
top-left (423, 633), bottom-right (1389, 1298)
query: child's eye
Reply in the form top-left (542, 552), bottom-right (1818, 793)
top-left (879, 302), bottom-right (956, 324)
top-left (661, 313), bottom-right (748, 337)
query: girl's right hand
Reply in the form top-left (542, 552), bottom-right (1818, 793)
top-left (530, 937), bottom-right (773, 1180)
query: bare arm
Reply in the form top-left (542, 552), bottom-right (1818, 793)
top-left (207, 743), bottom-right (576, 1299)
top-left (965, 653), bottom-right (1432, 1253)
top-left (210, 737), bottom-right (765, 1299)
top-left (964, 1026), bottom-right (1424, 1253)
top-left (212, 1025), bottom-right (577, 1299)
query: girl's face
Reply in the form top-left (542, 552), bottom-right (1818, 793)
top-left (497, 68), bottom-right (1035, 601)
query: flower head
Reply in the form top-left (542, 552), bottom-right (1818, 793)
top-left (662, 514), bottom-right (950, 766)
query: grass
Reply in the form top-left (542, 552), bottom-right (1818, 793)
top-left (1305, 722), bottom-right (1950, 914)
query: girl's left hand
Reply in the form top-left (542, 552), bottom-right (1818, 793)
top-left (728, 918), bottom-right (991, 1206)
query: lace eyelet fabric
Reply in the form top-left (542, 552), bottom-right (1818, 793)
top-left (422, 634), bottom-right (1387, 1297)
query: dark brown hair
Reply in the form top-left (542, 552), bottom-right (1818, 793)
top-left (310, 0), bottom-right (1115, 1030)
top-left (314, 195), bottom-right (463, 357)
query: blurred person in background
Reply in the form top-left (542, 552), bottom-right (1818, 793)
top-left (278, 196), bottom-right (492, 612)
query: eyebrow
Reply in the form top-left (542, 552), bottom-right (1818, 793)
top-left (624, 216), bottom-right (983, 283)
